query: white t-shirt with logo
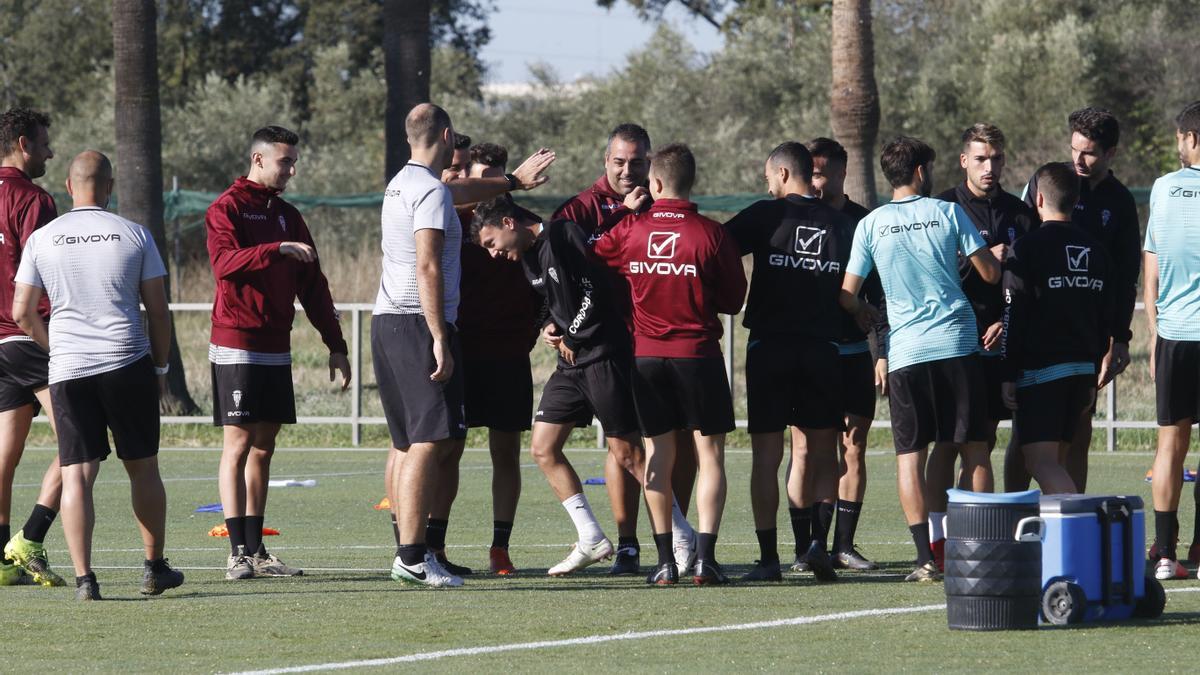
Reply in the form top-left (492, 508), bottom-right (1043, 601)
top-left (15, 207), bottom-right (167, 383)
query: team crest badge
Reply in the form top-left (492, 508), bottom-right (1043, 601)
top-left (1101, 209), bottom-right (1111, 227)
top-left (548, 267), bottom-right (559, 283)
top-left (279, 215), bottom-right (287, 231)
top-left (232, 389), bottom-right (243, 408)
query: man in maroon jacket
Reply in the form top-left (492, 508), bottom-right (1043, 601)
top-left (552, 123), bottom-right (698, 577)
top-left (206, 126), bottom-right (351, 580)
top-left (0, 108), bottom-right (66, 587)
top-left (594, 144), bottom-right (747, 585)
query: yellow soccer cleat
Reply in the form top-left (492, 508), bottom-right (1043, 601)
top-left (0, 562), bottom-right (24, 586)
top-left (4, 530), bottom-right (65, 587)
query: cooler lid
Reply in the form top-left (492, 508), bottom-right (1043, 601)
top-left (947, 488), bottom-right (1041, 505)
top-left (1039, 494), bottom-right (1145, 514)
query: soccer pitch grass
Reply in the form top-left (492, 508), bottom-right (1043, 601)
top-left (3, 447), bottom-right (1198, 673)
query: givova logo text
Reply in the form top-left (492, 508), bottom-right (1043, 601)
top-left (52, 233), bottom-right (121, 246)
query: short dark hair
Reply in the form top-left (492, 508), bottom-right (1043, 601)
top-left (1069, 107), bottom-right (1120, 151)
top-left (453, 132), bottom-right (472, 150)
top-left (405, 103), bottom-right (452, 147)
top-left (961, 123), bottom-right (1005, 152)
top-left (0, 107), bottom-right (51, 157)
top-left (805, 137), bottom-right (847, 166)
top-left (1175, 101), bottom-right (1200, 138)
top-left (252, 125), bottom-right (300, 147)
top-left (470, 195), bottom-right (541, 243)
top-left (880, 136), bottom-right (936, 188)
top-left (607, 123), bottom-right (651, 153)
top-left (1034, 162), bottom-right (1080, 214)
top-left (767, 141), bottom-right (814, 182)
top-left (470, 142), bottom-right (508, 170)
top-left (650, 143), bottom-right (696, 194)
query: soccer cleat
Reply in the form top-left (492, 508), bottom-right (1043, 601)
top-left (0, 562), bottom-right (24, 586)
top-left (832, 547), bottom-right (880, 571)
top-left (1155, 557), bottom-right (1190, 581)
top-left (931, 538), bottom-right (946, 572)
top-left (433, 550), bottom-right (473, 577)
top-left (741, 559), bottom-right (783, 582)
top-left (549, 538), bottom-right (614, 576)
top-left (140, 558), bottom-right (185, 596)
top-left (225, 546), bottom-right (255, 580)
top-left (4, 530), bottom-right (65, 587)
top-left (673, 529), bottom-right (697, 578)
top-left (646, 561), bottom-right (678, 586)
top-left (75, 574), bottom-right (102, 601)
top-left (488, 547), bottom-right (516, 575)
top-left (1189, 542), bottom-right (1200, 566)
top-left (391, 552), bottom-right (463, 588)
top-left (606, 544), bottom-right (640, 576)
top-left (802, 541), bottom-right (839, 582)
top-left (905, 561), bottom-right (943, 582)
top-left (789, 555), bottom-right (810, 573)
top-left (252, 552), bottom-right (303, 577)
top-left (692, 558), bottom-right (730, 585)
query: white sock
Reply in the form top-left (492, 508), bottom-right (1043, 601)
top-left (929, 512), bottom-right (946, 542)
top-left (562, 493), bottom-right (604, 545)
top-left (671, 499), bottom-right (694, 541)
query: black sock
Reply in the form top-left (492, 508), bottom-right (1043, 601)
top-left (653, 532), bottom-right (673, 566)
top-left (22, 504), bottom-right (56, 543)
top-left (397, 543), bottom-right (426, 566)
top-left (788, 506), bottom-right (812, 556)
top-left (834, 500), bottom-right (863, 553)
top-left (697, 532), bottom-right (717, 561)
top-left (1156, 510), bottom-right (1178, 560)
top-left (225, 517), bottom-right (246, 555)
top-left (426, 518), bottom-right (449, 552)
top-left (390, 513), bottom-right (401, 547)
top-left (244, 515), bottom-right (265, 557)
top-left (145, 558), bottom-right (169, 572)
top-left (0, 524), bottom-right (10, 564)
top-left (755, 528), bottom-right (779, 564)
top-left (812, 502), bottom-right (835, 552)
top-left (910, 524), bottom-right (932, 565)
top-left (618, 535), bottom-right (639, 551)
top-left (491, 520), bottom-right (513, 549)
top-left (75, 572), bottom-right (96, 587)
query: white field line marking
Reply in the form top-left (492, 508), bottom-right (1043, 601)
top-left (69, 541), bottom-right (914, 555)
top-left (228, 603), bottom-right (946, 675)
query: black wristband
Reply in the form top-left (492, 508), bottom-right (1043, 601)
top-left (505, 173), bottom-right (518, 191)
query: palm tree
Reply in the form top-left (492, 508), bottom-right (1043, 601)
top-left (112, 0), bottom-right (197, 414)
top-left (830, 0), bottom-right (880, 207)
top-left (383, 0), bottom-right (432, 183)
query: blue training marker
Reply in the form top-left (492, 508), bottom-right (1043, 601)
top-left (582, 477), bottom-right (606, 485)
top-left (194, 503), bottom-right (224, 513)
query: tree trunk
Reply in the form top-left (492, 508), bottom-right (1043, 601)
top-left (383, 0), bottom-right (431, 183)
top-left (113, 0), bottom-right (198, 415)
top-left (830, 0), bottom-right (880, 207)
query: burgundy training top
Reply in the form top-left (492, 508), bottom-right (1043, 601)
top-left (592, 198), bottom-right (746, 358)
top-left (0, 166), bottom-right (56, 340)
top-left (206, 177), bottom-right (347, 355)
top-left (456, 206), bottom-right (540, 360)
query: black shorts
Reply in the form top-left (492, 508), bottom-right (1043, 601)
top-left (839, 348), bottom-right (876, 421)
top-left (0, 340), bottom-right (49, 413)
top-left (51, 356), bottom-right (159, 466)
top-left (373, 314), bottom-right (467, 447)
top-left (1016, 375), bottom-right (1095, 443)
top-left (886, 354), bottom-right (988, 454)
top-left (211, 362), bottom-right (297, 426)
top-left (535, 356), bottom-right (640, 437)
top-left (632, 356), bottom-right (735, 437)
top-left (745, 336), bottom-right (842, 432)
top-left (982, 353), bottom-right (1013, 422)
top-left (1155, 337), bottom-right (1200, 426)
top-left (463, 355), bottom-right (533, 432)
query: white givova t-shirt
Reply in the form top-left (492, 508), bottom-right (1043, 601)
top-left (374, 162), bottom-right (462, 322)
top-left (15, 207), bottom-right (166, 383)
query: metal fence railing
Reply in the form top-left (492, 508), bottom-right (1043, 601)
top-left (47, 302), bottom-right (1147, 450)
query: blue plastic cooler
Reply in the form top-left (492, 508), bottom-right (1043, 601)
top-left (1039, 494), bottom-right (1165, 624)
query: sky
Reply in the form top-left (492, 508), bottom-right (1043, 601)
top-left (478, 0), bottom-right (725, 84)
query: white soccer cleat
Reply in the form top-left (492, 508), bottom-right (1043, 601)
top-left (1154, 557), bottom-right (1190, 581)
top-left (673, 528), bottom-right (697, 577)
top-left (391, 552), bottom-right (464, 588)
top-left (548, 538), bottom-right (614, 576)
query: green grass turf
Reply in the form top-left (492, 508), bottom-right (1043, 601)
top-left (1, 446), bottom-right (1198, 672)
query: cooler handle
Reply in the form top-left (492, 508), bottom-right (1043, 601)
top-left (942, 515), bottom-right (948, 539)
top-left (1015, 516), bottom-right (1045, 542)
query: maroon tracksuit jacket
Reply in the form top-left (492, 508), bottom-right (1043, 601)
top-left (0, 166), bottom-right (55, 340)
top-left (206, 177), bottom-right (347, 355)
top-left (592, 199), bottom-right (747, 358)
